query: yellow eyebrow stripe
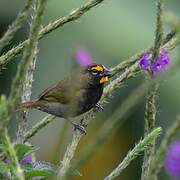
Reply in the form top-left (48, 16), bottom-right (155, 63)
top-left (91, 65), bottom-right (103, 72)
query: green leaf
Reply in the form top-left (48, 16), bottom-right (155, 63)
top-left (25, 169), bottom-right (53, 179)
top-left (14, 144), bottom-right (32, 160)
top-left (24, 161), bottom-right (57, 179)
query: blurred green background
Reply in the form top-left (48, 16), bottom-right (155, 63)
top-left (0, 0), bottom-right (180, 179)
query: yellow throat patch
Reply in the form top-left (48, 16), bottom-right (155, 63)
top-left (100, 76), bottom-right (109, 84)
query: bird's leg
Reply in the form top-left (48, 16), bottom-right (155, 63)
top-left (94, 102), bottom-right (104, 111)
top-left (71, 118), bottom-right (87, 134)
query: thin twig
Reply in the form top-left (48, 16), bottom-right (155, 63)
top-left (104, 128), bottom-right (162, 180)
top-left (0, 0), bottom-right (33, 51)
top-left (24, 115), bottom-right (56, 141)
top-left (0, 0), bottom-right (108, 67)
top-left (57, 131), bottom-right (82, 179)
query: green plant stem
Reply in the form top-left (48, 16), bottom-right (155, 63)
top-left (152, 0), bottom-right (164, 60)
top-left (104, 128), bottom-right (162, 180)
top-left (141, 0), bottom-right (164, 179)
top-left (0, 0), bottom-right (107, 67)
top-left (148, 116), bottom-right (180, 179)
top-left (17, 2), bottom-right (39, 144)
top-left (17, 46), bottom-right (38, 143)
top-left (9, 0), bottom-right (47, 108)
top-left (2, 128), bottom-right (24, 180)
top-left (0, 0), bottom-right (33, 51)
top-left (57, 131), bottom-right (81, 180)
top-left (141, 84), bottom-right (159, 179)
top-left (24, 115), bottom-right (55, 141)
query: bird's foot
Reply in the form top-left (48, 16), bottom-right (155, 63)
top-left (94, 103), bottom-right (104, 112)
top-left (72, 119), bottom-right (87, 134)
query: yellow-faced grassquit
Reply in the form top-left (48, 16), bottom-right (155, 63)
top-left (16, 64), bottom-right (111, 132)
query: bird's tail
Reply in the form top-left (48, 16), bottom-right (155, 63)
top-left (15, 100), bottom-right (41, 112)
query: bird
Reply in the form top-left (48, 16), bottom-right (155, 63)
top-left (16, 64), bottom-right (111, 133)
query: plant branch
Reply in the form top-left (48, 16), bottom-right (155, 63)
top-left (57, 131), bottom-right (82, 179)
top-left (17, 47), bottom-right (38, 143)
top-left (17, 2), bottom-right (39, 144)
top-left (0, 0), bottom-right (33, 51)
top-left (104, 127), bottom-right (162, 180)
top-left (24, 115), bottom-right (56, 141)
top-left (0, 0), bottom-right (107, 67)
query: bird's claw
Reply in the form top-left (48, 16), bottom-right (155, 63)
top-left (72, 119), bottom-right (87, 134)
top-left (94, 103), bottom-right (104, 111)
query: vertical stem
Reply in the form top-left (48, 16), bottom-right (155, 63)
top-left (17, 47), bottom-right (38, 143)
top-left (141, 0), bottom-right (164, 180)
top-left (2, 129), bottom-right (24, 180)
top-left (8, 0), bottom-right (47, 108)
top-left (141, 84), bottom-right (159, 180)
top-left (17, 3), bottom-right (39, 143)
top-left (152, 0), bottom-right (164, 60)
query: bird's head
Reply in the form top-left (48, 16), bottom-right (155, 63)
top-left (82, 64), bottom-right (111, 87)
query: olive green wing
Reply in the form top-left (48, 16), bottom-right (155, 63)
top-left (38, 78), bottom-right (82, 104)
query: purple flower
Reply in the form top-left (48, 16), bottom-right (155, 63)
top-left (151, 59), bottom-right (164, 75)
top-left (4, 154), bottom-right (33, 165)
top-left (151, 49), bottom-right (170, 75)
top-left (139, 53), bottom-right (152, 70)
top-left (3, 158), bottom-right (11, 164)
top-left (139, 49), bottom-right (170, 75)
top-left (20, 154), bottom-right (33, 164)
top-left (164, 141), bottom-right (180, 178)
top-left (159, 48), bottom-right (170, 70)
top-left (75, 48), bottom-right (94, 67)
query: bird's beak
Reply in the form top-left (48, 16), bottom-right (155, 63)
top-left (100, 68), bottom-right (112, 84)
top-left (103, 68), bottom-right (112, 77)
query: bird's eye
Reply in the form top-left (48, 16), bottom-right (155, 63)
top-left (91, 70), bottom-right (98, 75)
